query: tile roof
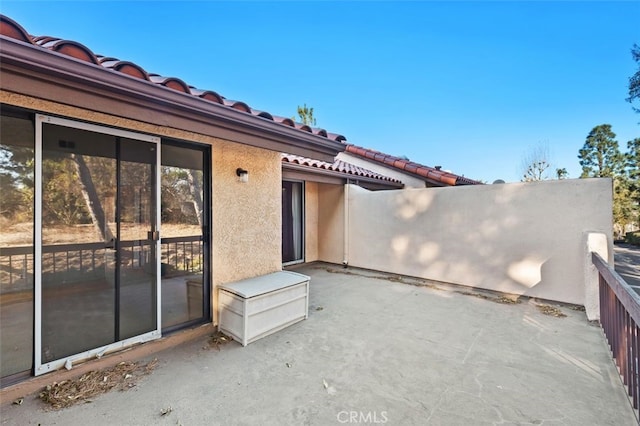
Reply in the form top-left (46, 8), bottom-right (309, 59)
top-left (282, 154), bottom-right (403, 185)
top-left (0, 15), bottom-right (347, 144)
top-left (344, 144), bottom-right (482, 186)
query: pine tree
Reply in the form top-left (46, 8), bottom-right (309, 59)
top-left (578, 124), bottom-right (624, 178)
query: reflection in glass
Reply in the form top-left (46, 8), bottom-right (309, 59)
top-left (161, 143), bottom-right (206, 329)
top-left (118, 140), bottom-right (157, 340)
top-left (41, 124), bottom-right (117, 362)
top-left (0, 114), bottom-right (35, 378)
top-left (39, 123), bottom-right (159, 364)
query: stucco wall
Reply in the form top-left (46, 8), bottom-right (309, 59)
top-left (212, 142), bottom-right (282, 284)
top-left (317, 183), bottom-right (345, 264)
top-left (346, 179), bottom-right (613, 304)
top-left (305, 182), bottom-right (319, 263)
top-left (2, 91), bottom-right (283, 313)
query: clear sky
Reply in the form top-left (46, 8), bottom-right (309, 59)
top-left (2, 1), bottom-right (639, 183)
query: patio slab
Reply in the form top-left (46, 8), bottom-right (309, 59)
top-left (1, 263), bottom-right (637, 425)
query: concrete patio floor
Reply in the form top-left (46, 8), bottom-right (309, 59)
top-left (1, 263), bottom-right (637, 425)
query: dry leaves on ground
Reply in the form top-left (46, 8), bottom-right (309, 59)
top-left (536, 304), bottom-right (567, 317)
top-left (455, 290), bottom-right (521, 305)
top-left (39, 359), bottom-right (158, 410)
top-left (208, 330), bottom-right (233, 351)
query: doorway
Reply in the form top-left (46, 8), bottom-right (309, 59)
top-left (35, 115), bottom-right (161, 375)
top-left (282, 180), bottom-right (304, 265)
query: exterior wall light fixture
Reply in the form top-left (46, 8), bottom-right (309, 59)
top-left (236, 168), bottom-right (249, 183)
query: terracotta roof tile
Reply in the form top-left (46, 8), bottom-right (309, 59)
top-left (148, 75), bottom-right (191, 93)
top-left (251, 109), bottom-right (274, 120)
top-left (0, 14), bottom-right (348, 144)
top-left (0, 15), bottom-right (31, 43)
top-left (295, 123), bottom-right (313, 133)
top-left (274, 116), bottom-right (295, 127)
top-left (282, 154), bottom-right (403, 185)
top-left (100, 59), bottom-right (150, 80)
top-left (189, 88), bottom-right (224, 104)
top-left (36, 39), bottom-right (100, 64)
top-left (344, 144), bottom-right (481, 186)
top-left (326, 133), bottom-right (347, 143)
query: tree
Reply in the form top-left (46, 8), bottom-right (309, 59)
top-left (578, 125), bottom-right (635, 237)
top-left (627, 44), bottom-right (640, 115)
top-left (294, 103), bottom-right (316, 126)
top-left (555, 168), bottom-right (569, 179)
top-left (626, 138), bottom-right (640, 227)
top-left (520, 143), bottom-right (552, 181)
top-left (578, 124), bottom-right (624, 178)
top-left (628, 138), bottom-right (640, 183)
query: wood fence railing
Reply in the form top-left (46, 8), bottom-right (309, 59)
top-left (594, 251), bottom-right (640, 412)
top-left (0, 236), bottom-right (203, 291)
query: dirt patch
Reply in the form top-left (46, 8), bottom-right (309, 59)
top-left (315, 266), bottom-right (525, 301)
top-left (206, 330), bottom-right (233, 351)
top-left (536, 304), bottom-right (567, 317)
top-left (38, 359), bottom-right (158, 410)
top-left (317, 266), bottom-right (442, 290)
top-left (454, 290), bottom-right (521, 305)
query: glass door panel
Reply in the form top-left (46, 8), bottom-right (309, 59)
top-left (41, 124), bottom-right (117, 363)
top-left (160, 143), bottom-right (208, 329)
top-left (282, 181), bottom-right (303, 264)
top-left (37, 117), bottom-right (160, 371)
top-left (0, 114), bottom-right (35, 379)
top-left (119, 140), bottom-right (157, 340)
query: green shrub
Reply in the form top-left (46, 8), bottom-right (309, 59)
top-left (626, 231), bottom-right (640, 246)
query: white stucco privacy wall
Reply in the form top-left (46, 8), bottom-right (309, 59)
top-left (346, 178), bottom-right (613, 305)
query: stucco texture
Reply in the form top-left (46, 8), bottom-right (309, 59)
top-left (317, 183), bottom-right (345, 265)
top-left (344, 179), bottom-right (613, 305)
top-left (304, 182), bottom-right (319, 263)
top-left (212, 142), bottom-right (282, 285)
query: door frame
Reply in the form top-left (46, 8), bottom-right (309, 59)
top-left (282, 179), bottom-right (305, 266)
top-left (34, 114), bottom-right (162, 375)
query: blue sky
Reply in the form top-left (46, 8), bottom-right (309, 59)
top-left (2, 1), bottom-right (639, 183)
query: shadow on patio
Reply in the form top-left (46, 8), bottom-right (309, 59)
top-left (1, 263), bottom-right (636, 425)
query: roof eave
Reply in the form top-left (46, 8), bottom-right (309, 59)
top-left (282, 162), bottom-right (404, 190)
top-left (0, 36), bottom-right (344, 162)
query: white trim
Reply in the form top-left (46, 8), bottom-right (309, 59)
top-left (34, 114), bottom-right (44, 374)
top-left (283, 259), bottom-right (305, 267)
top-left (36, 331), bottom-right (161, 376)
top-left (39, 115), bottom-right (160, 144)
top-left (155, 139), bottom-right (162, 332)
top-left (34, 114), bottom-right (162, 376)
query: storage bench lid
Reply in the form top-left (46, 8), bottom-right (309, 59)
top-left (219, 271), bottom-right (310, 299)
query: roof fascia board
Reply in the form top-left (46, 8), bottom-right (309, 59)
top-left (358, 160), bottom-right (447, 187)
top-left (282, 162), bottom-right (404, 189)
top-left (282, 169), bottom-right (345, 186)
top-left (0, 37), bottom-right (344, 162)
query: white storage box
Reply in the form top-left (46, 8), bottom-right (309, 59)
top-left (218, 271), bottom-right (310, 346)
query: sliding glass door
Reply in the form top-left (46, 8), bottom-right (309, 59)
top-left (35, 115), bottom-right (161, 374)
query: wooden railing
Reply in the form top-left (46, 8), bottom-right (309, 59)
top-left (0, 236), bottom-right (203, 291)
top-left (594, 252), bottom-right (640, 412)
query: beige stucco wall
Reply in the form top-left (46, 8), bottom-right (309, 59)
top-left (305, 182), bottom-right (319, 262)
top-left (212, 142), bottom-right (282, 284)
top-left (346, 179), bottom-right (613, 304)
top-left (2, 91), bottom-right (283, 316)
top-left (317, 183), bottom-right (345, 264)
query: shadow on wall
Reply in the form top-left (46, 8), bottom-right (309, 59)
top-left (346, 178), bottom-right (612, 304)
